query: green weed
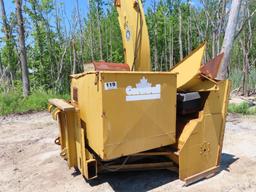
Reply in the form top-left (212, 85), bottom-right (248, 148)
top-left (0, 89), bottom-right (69, 116)
top-left (228, 102), bottom-right (256, 115)
top-left (229, 68), bottom-right (256, 90)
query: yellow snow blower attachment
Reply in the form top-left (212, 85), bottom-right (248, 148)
top-left (48, 0), bottom-right (230, 186)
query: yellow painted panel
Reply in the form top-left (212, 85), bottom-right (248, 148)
top-left (101, 72), bottom-right (177, 159)
top-left (65, 111), bottom-right (78, 168)
top-left (71, 74), bottom-right (104, 157)
top-left (179, 114), bottom-right (222, 180)
top-left (204, 81), bottom-right (230, 115)
top-left (178, 75), bottom-right (218, 92)
top-left (170, 43), bottom-right (206, 89)
top-left (178, 80), bottom-right (231, 180)
top-left (116, 0), bottom-right (151, 71)
top-left (71, 71), bottom-right (177, 160)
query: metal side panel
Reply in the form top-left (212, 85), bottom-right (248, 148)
top-left (115, 0), bottom-right (151, 71)
top-left (71, 73), bottom-right (104, 159)
top-left (101, 72), bottom-right (177, 160)
top-left (170, 43), bottom-right (206, 90)
top-left (178, 80), bottom-right (231, 182)
top-left (48, 99), bottom-right (78, 168)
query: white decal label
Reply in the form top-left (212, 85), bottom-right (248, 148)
top-left (104, 81), bottom-right (117, 90)
top-left (126, 77), bottom-right (161, 101)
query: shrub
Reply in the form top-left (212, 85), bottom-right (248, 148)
top-left (228, 102), bottom-right (256, 115)
top-left (0, 88), bottom-right (69, 116)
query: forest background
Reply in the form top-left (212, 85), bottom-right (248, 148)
top-left (0, 0), bottom-right (255, 115)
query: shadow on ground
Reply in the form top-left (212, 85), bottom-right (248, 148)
top-left (220, 153), bottom-right (239, 172)
top-left (75, 153), bottom-right (238, 192)
top-left (88, 169), bottom-right (177, 192)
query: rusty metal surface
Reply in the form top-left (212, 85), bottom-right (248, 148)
top-left (200, 53), bottom-right (224, 79)
top-left (72, 87), bottom-right (78, 102)
top-left (84, 61), bottom-right (130, 72)
top-left (115, 0), bottom-right (121, 7)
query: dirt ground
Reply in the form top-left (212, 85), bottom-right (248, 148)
top-left (0, 112), bottom-right (256, 192)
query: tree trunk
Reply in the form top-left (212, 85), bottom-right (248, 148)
top-left (72, 39), bottom-right (77, 74)
top-left (240, 4), bottom-right (253, 96)
top-left (89, 20), bottom-right (94, 61)
top-left (212, 31), bottom-right (216, 58)
top-left (0, 0), bottom-right (9, 42)
top-left (217, 0), bottom-right (227, 53)
top-left (164, 15), bottom-right (168, 71)
top-left (109, 19), bottom-right (113, 61)
top-left (152, 0), bottom-right (158, 70)
top-left (239, 38), bottom-right (249, 96)
top-left (187, 0), bottom-right (192, 53)
top-left (96, 2), bottom-right (103, 61)
top-left (0, 0), bottom-right (14, 84)
top-left (178, 6), bottom-right (183, 61)
top-left (54, 1), bottom-right (63, 42)
top-left (169, 24), bottom-right (174, 67)
top-left (105, 21), bottom-right (108, 61)
top-left (217, 0), bottom-right (242, 80)
top-left (75, 0), bottom-right (84, 65)
top-left (31, 0), bottom-right (44, 67)
top-left (15, 0), bottom-right (30, 97)
top-left (153, 26), bottom-right (158, 71)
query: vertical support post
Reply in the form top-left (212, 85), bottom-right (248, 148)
top-left (217, 80), bottom-right (231, 164)
top-left (64, 111), bottom-right (78, 168)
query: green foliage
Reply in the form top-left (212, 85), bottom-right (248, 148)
top-left (229, 68), bottom-right (256, 90)
top-left (146, 0), bottom-right (202, 71)
top-left (0, 88), bottom-right (69, 116)
top-left (228, 102), bottom-right (256, 115)
top-left (229, 68), bottom-right (243, 89)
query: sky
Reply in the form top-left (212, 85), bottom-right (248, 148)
top-left (0, 0), bottom-right (89, 39)
top-left (2, 0), bottom-right (202, 19)
top-left (0, 0), bottom-right (201, 39)
top-left (2, 0), bottom-right (89, 22)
